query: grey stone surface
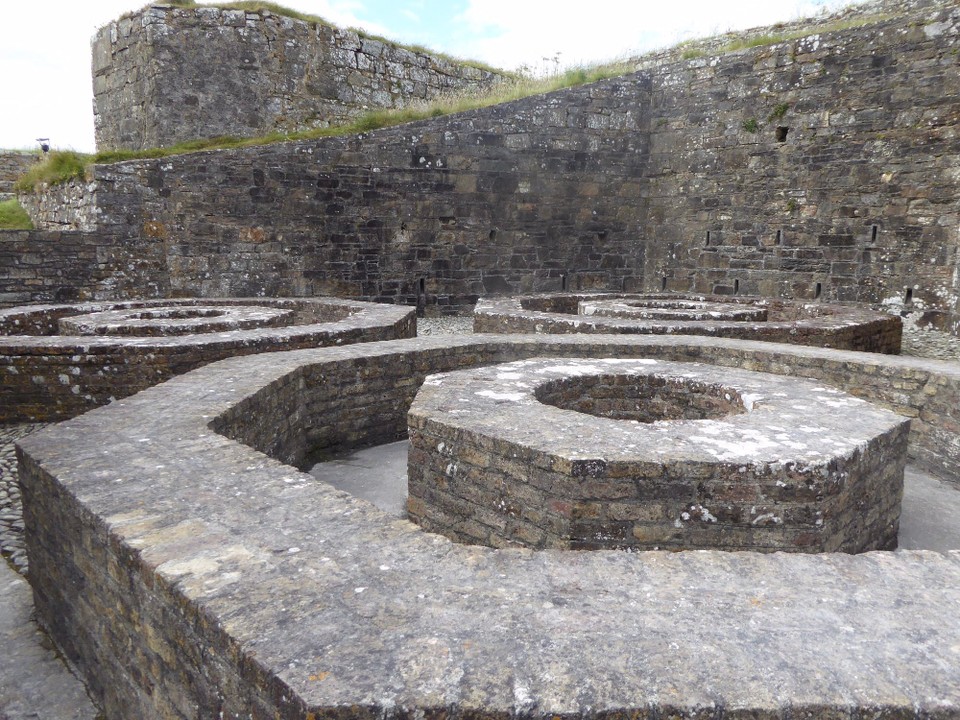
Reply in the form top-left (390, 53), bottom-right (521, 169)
top-left (0, 562), bottom-right (98, 719)
top-left (408, 357), bottom-right (909, 551)
top-left (16, 334), bottom-right (960, 718)
top-left (92, 5), bottom-right (508, 151)
top-left (475, 292), bottom-right (903, 353)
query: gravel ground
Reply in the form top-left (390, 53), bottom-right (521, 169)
top-left (1, 319), bottom-right (957, 576)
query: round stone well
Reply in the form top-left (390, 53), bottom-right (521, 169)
top-left (407, 358), bottom-right (910, 552)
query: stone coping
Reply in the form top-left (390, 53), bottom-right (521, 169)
top-left (17, 334), bottom-right (960, 718)
top-left (0, 297), bottom-right (415, 421)
top-left (57, 304), bottom-right (296, 336)
top-left (475, 293), bottom-right (903, 354)
top-left (407, 358), bottom-right (909, 551)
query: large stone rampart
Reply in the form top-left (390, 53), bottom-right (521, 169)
top-left (17, 334), bottom-right (960, 718)
top-left (92, 4), bottom-right (508, 151)
top-left (16, 0), bottom-right (958, 326)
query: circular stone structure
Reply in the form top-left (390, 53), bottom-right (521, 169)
top-left (475, 292), bottom-right (902, 353)
top-left (0, 297), bottom-right (415, 422)
top-left (407, 358), bottom-right (909, 552)
top-left (57, 304), bottom-right (296, 336)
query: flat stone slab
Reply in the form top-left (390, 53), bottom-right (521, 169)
top-left (408, 358), bottom-right (909, 551)
top-left (579, 297), bottom-right (768, 321)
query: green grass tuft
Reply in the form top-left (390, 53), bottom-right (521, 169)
top-left (768, 102), bottom-right (790, 121)
top-left (14, 151), bottom-right (90, 191)
top-left (0, 198), bottom-right (35, 230)
top-left (742, 118), bottom-right (759, 133)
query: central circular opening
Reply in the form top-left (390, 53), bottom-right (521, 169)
top-left (534, 373), bottom-right (747, 423)
top-left (128, 309), bottom-right (226, 320)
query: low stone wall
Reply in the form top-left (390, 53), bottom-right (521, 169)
top-left (0, 297), bottom-right (415, 422)
top-left (475, 293), bottom-right (903, 353)
top-left (17, 334), bottom-right (960, 719)
top-left (93, 5), bottom-right (508, 150)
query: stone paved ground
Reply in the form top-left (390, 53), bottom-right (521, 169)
top-left (0, 317), bottom-right (956, 718)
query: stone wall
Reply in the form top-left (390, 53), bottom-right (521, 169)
top-left (18, 335), bottom-right (960, 719)
top-left (14, 0), bottom-right (960, 328)
top-left (92, 4), bottom-right (509, 151)
top-left (641, 0), bottom-right (960, 333)
top-left (17, 179), bottom-right (99, 231)
top-left (76, 73), bottom-right (652, 313)
top-left (0, 229), bottom-right (166, 308)
top-left (0, 153), bottom-right (39, 200)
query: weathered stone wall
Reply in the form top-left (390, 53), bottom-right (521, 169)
top-left (78, 74), bottom-right (651, 312)
top-left (92, 4), bottom-right (509, 151)
top-left (0, 229), bottom-right (166, 308)
top-left (17, 179), bottom-right (99, 231)
top-left (0, 153), bottom-right (39, 199)
top-left (640, 1), bottom-right (960, 331)
top-left (14, 0), bottom-right (960, 328)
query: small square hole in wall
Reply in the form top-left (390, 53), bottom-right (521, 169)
top-left (775, 126), bottom-right (789, 142)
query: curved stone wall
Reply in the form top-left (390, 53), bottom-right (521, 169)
top-left (0, 297), bottom-right (415, 422)
top-left (474, 293), bottom-right (903, 353)
top-left (17, 334), bottom-right (960, 719)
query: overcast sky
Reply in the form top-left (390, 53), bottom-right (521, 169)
top-left (1, 0), bottom-right (867, 153)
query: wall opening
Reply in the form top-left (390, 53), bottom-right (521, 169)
top-left (776, 229), bottom-right (783, 245)
top-left (417, 278), bottom-right (427, 317)
top-left (661, 276), bottom-right (667, 291)
top-left (489, 229), bottom-right (497, 241)
top-left (905, 288), bottom-right (914, 305)
top-left (815, 282), bottom-right (822, 299)
top-left (597, 231), bottom-right (608, 241)
top-left (775, 126), bottom-right (789, 142)
top-left (561, 274), bottom-right (568, 291)
top-left (705, 230), bottom-right (712, 247)
top-left (871, 224), bottom-right (879, 242)
top-left (400, 222), bottom-right (407, 232)
top-left (734, 279), bottom-right (740, 295)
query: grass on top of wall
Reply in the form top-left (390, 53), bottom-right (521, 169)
top-left (131, 0), bottom-right (508, 77)
top-left (15, 61), bottom-right (634, 192)
top-left (0, 199), bottom-right (35, 230)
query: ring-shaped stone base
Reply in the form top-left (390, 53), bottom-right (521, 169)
top-left (408, 358), bottom-right (910, 552)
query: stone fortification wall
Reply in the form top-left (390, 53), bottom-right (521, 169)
top-left (74, 73), bottom-right (652, 312)
top-left (0, 153), bottom-right (39, 200)
top-left (92, 4), bottom-right (509, 151)
top-left (16, 0), bottom-right (960, 327)
top-left (0, 230), bottom-right (166, 308)
top-left (641, 0), bottom-right (960, 332)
